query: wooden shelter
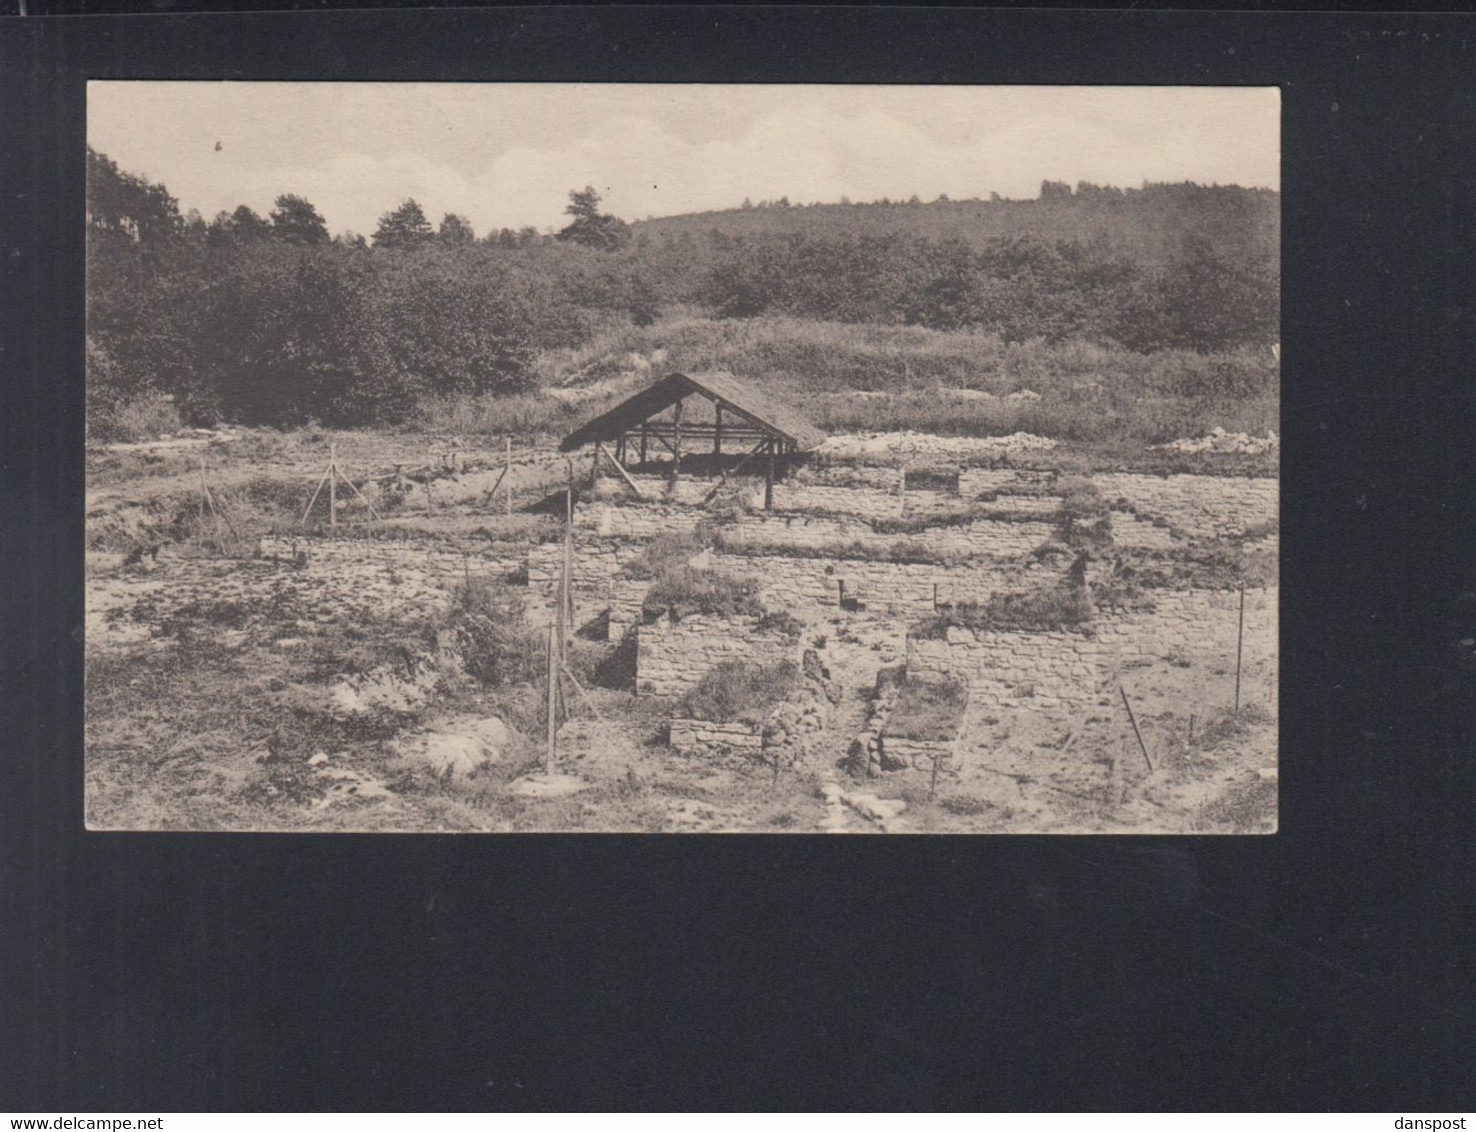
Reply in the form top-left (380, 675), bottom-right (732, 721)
top-left (559, 371), bottom-right (824, 509)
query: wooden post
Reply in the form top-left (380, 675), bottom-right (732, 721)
top-left (563, 471), bottom-right (574, 652)
top-left (670, 400), bottom-right (683, 483)
top-left (639, 423), bottom-right (648, 466)
top-left (328, 441), bottom-right (337, 528)
top-left (764, 439), bottom-right (775, 510)
top-left (299, 466), bottom-right (331, 527)
top-left (714, 403), bottom-right (723, 456)
top-left (898, 462), bottom-right (907, 515)
top-left (505, 436), bottom-right (513, 516)
top-left (1120, 686), bottom-right (1154, 772)
top-left (545, 623), bottom-right (557, 775)
top-left (1235, 585), bottom-right (1246, 713)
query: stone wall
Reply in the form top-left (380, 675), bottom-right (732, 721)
top-left (907, 627), bottom-right (1105, 711)
top-left (720, 514), bottom-right (1056, 562)
top-left (905, 586), bottom-right (1279, 712)
top-left (878, 734), bottom-right (960, 773)
top-left (1093, 586), bottom-right (1278, 671)
top-left (1108, 510), bottom-right (1181, 550)
top-left (636, 613), bottom-right (803, 698)
top-left (1093, 474), bottom-right (1278, 539)
top-left (711, 552), bottom-right (1017, 615)
top-left (669, 717), bottom-right (764, 752)
top-left (957, 468), bottom-right (1057, 498)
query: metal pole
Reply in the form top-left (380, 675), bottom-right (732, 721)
top-left (1235, 585), bottom-right (1246, 713)
top-left (1120, 686), bottom-right (1154, 772)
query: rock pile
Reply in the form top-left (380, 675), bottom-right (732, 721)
top-left (817, 430), bottom-right (1058, 461)
top-left (1155, 427), bottom-right (1279, 455)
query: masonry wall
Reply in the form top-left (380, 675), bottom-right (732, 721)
top-left (668, 717), bottom-right (764, 752)
top-left (957, 468), bottom-right (1057, 498)
top-left (1093, 586), bottom-right (1278, 672)
top-left (1093, 474), bottom-right (1278, 539)
top-left (907, 627), bottom-right (1105, 711)
top-left (905, 585), bottom-right (1279, 712)
top-left (711, 552), bottom-right (1017, 615)
top-left (635, 613), bottom-right (802, 698)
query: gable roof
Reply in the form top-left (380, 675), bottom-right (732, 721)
top-left (558, 370), bottom-right (825, 452)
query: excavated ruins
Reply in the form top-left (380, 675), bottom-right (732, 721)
top-left (86, 372), bottom-right (1279, 833)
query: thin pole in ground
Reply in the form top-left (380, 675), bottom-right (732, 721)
top-left (505, 436), bottom-right (513, 516)
top-left (329, 440), bottom-right (338, 528)
top-left (545, 622), bottom-right (557, 775)
top-left (1235, 585), bottom-right (1246, 713)
top-left (1120, 685), bottom-right (1154, 772)
top-left (563, 464), bottom-right (575, 652)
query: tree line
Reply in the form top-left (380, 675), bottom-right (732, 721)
top-left (86, 146), bottom-right (1278, 433)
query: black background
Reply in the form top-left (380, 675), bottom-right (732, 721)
top-left (4, 5), bottom-right (1475, 1112)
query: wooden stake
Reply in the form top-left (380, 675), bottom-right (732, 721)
top-left (764, 440), bottom-right (775, 511)
top-left (699, 436), bottom-right (768, 505)
top-left (563, 472), bottom-right (574, 652)
top-left (1120, 686), bottom-right (1154, 772)
top-left (299, 466), bottom-right (331, 527)
top-left (639, 423), bottom-right (648, 466)
top-left (559, 661), bottom-right (605, 723)
top-left (670, 399), bottom-right (683, 484)
top-left (714, 403), bottom-right (723, 455)
top-left (329, 441), bottom-right (337, 528)
top-left (597, 443), bottom-right (646, 499)
top-left (1235, 585), bottom-right (1246, 713)
top-left (545, 623), bottom-right (557, 775)
top-left (505, 436), bottom-right (513, 516)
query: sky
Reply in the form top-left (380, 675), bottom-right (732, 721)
top-left (88, 83), bottom-right (1280, 238)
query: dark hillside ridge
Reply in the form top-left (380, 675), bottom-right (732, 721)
top-left (632, 182), bottom-right (1280, 268)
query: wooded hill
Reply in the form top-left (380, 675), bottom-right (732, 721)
top-left (633, 182), bottom-right (1280, 270)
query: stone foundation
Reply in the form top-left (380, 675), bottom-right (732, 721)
top-left (669, 718), bottom-right (764, 752)
top-left (1093, 474), bottom-right (1278, 539)
top-left (905, 586), bottom-right (1279, 711)
top-left (636, 613), bottom-right (803, 698)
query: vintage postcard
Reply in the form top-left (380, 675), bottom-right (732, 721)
top-left (84, 83), bottom-right (1278, 833)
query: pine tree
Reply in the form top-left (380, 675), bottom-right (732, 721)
top-left (269, 194), bottom-right (329, 245)
top-left (373, 199), bottom-right (434, 249)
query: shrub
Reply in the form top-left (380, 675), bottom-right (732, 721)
top-left (883, 676), bottom-right (969, 742)
top-left (675, 659), bottom-right (799, 724)
top-left (641, 565), bottom-right (764, 622)
top-left (89, 390), bottom-right (184, 444)
top-left (442, 576), bottom-right (542, 687)
top-left (621, 525), bottom-right (715, 580)
top-left (917, 581), bottom-right (1093, 637)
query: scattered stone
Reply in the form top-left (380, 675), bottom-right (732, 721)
top-left (307, 752), bottom-right (329, 766)
top-left (842, 792), bottom-right (907, 826)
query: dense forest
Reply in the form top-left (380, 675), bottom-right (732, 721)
top-left (86, 147), bottom-right (1279, 437)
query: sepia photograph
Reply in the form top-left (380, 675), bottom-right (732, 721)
top-left (84, 82), bottom-right (1279, 834)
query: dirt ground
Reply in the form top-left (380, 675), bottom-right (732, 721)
top-left (84, 425), bottom-right (1277, 834)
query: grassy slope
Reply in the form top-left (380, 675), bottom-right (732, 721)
top-left (422, 314), bottom-right (1279, 455)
